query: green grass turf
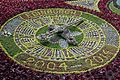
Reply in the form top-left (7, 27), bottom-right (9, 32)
top-left (81, 13), bottom-right (105, 25)
top-left (0, 36), bottom-right (22, 57)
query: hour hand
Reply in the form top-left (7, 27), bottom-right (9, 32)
top-left (61, 29), bottom-right (78, 46)
top-left (37, 25), bottom-right (60, 41)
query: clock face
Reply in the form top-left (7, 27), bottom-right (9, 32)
top-left (65, 0), bottom-right (100, 11)
top-left (0, 8), bottom-right (119, 74)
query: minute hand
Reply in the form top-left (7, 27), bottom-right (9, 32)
top-left (46, 19), bottom-right (84, 37)
top-left (42, 19), bottom-right (84, 39)
top-left (62, 18), bottom-right (84, 30)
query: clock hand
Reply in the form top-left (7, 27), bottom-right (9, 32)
top-left (38, 18), bottom-right (84, 41)
top-left (46, 18), bottom-right (84, 34)
top-left (38, 25), bottom-right (61, 41)
top-left (61, 29), bottom-right (78, 46)
top-left (62, 18), bottom-right (84, 29)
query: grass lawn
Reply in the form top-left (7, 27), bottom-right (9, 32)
top-left (81, 13), bottom-right (105, 25)
top-left (0, 36), bottom-right (22, 57)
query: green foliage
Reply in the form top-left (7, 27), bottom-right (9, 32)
top-left (81, 13), bottom-right (105, 25)
top-left (0, 36), bottom-right (22, 56)
top-left (36, 26), bottom-right (48, 35)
